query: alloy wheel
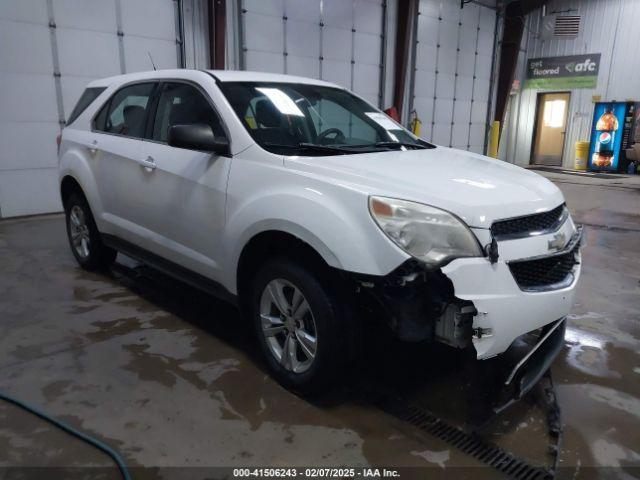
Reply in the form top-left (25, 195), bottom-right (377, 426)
top-left (259, 278), bottom-right (318, 373)
top-left (69, 205), bottom-right (90, 259)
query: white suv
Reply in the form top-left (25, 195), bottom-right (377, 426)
top-left (59, 69), bottom-right (582, 395)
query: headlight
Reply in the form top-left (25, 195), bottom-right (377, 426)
top-left (369, 196), bottom-right (482, 266)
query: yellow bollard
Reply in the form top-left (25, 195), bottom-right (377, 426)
top-left (574, 141), bottom-right (589, 170)
top-left (488, 121), bottom-right (500, 158)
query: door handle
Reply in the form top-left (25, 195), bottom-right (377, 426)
top-left (138, 156), bottom-right (156, 170)
top-left (87, 140), bottom-right (99, 154)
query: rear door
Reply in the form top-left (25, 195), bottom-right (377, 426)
top-left (134, 81), bottom-right (232, 280)
top-left (91, 82), bottom-right (159, 244)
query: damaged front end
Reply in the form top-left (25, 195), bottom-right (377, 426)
top-left (347, 260), bottom-right (479, 349)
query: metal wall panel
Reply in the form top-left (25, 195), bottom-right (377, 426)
top-left (0, 0), bottom-right (181, 217)
top-left (504, 0), bottom-right (640, 168)
top-left (239, 0), bottom-right (386, 106)
top-left (410, 0), bottom-right (496, 154)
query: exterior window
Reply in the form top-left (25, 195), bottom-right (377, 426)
top-left (67, 87), bottom-right (105, 125)
top-left (152, 83), bottom-right (225, 143)
top-left (219, 82), bottom-right (423, 155)
top-left (95, 83), bottom-right (156, 138)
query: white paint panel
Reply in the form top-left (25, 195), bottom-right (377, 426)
top-left (354, 32), bottom-right (381, 65)
top-left (455, 74), bottom-right (474, 101)
top-left (353, 63), bottom-right (380, 98)
top-left (414, 69), bottom-right (436, 98)
top-left (244, 12), bottom-right (284, 54)
top-left (432, 123), bottom-right (452, 145)
top-left (452, 122), bottom-right (470, 148)
top-left (245, 50), bottom-right (284, 73)
top-left (454, 100), bottom-right (472, 124)
top-left (469, 123), bottom-right (485, 145)
top-left (53, 0), bottom-right (117, 33)
top-left (57, 28), bottom-right (121, 77)
top-left (0, 122), bottom-right (59, 171)
top-left (0, 20), bottom-right (52, 74)
top-left (121, 0), bottom-right (176, 40)
top-left (286, 21), bottom-right (319, 58)
top-left (245, 0), bottom-right (283, 16)
top-left (0, 0), bottom-right (48, 24)
top-left (435, 74), bottom-right (455, 99)
top-left (321, 59), bottom-right (350, 87)
top-left (287, 55), bottom-right (319, 78)
top-left (61, 75), bottom-right (99, 119)
top-left (437, 49), bottom-right (457, 75)
top-left (124, 37), bottom-right (177, 72)
top-left (0, 73), bottom-right (58, 123)
top-left (322, 26), bottom-right (352, 61)
top-left (434, 98), bottom-right (453, 124)
top-left (323, 0), bottom-right (353, 29)
top-left (0, 168), bottom-right (62, 217)
top-left (471, 101), bottom-right (488, 124)
top-left (354, 0), bottom-right (382, 34)
top-left (285, 0), bottom-right (319, 22)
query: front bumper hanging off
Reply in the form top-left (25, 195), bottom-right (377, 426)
top-left (493, 318), bottom-right (566, 413)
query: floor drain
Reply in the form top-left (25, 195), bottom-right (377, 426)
top-left (378, 397), bottom-right (553, 480)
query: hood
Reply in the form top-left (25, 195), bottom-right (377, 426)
top-left (284, 147), bottom-right (564, 228)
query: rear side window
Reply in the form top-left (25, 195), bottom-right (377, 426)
top-left (67, 87), bottom-right (105, 125)
top-left (94, 83), bottom-right (156, 138)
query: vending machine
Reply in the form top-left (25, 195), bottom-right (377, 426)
top-left (588, 101), bottom-right (640, 172)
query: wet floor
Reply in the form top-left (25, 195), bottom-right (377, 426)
top-left (0, 174), bottom-right (639, 479)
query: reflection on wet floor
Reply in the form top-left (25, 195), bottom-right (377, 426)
top-left (0, 178), bottom-right (639, 479)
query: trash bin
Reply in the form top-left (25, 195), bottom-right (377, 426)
top-left (574, 141), bottom-right (589, 170)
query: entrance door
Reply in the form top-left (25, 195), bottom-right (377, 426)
top-left (532, 92), bottom-right (570, 166)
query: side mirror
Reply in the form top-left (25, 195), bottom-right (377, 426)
top-left (168, 124), bottom-right (230, 156)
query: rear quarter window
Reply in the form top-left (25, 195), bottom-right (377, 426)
top-left (67, 87), bottom-right (106, 126)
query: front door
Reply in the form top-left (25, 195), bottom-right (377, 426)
top-left (532, 92), bottom-right (570, 166)
top-left (135, 82), bottom-right (231, 281)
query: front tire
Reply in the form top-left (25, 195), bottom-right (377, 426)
top-left (64, 193), bottom-right (116, 270)
top-left (250, 257), bottom-right (357, 394)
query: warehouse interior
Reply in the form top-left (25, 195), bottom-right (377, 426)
top-left (1, 0), bottom-right (639, 478)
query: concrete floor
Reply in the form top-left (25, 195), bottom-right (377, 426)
top-left (0, 171), bottom-right (639, 479)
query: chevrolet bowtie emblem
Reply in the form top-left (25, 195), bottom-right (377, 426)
top-left (548, 232), bottom-right (567, 251)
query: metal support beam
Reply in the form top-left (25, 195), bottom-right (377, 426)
top-left (209, 0), bottom-right (226, 69)
top-left (493, 0), bottom-right (546, 129)
top-left (391, 0), bottom-right (416, 119)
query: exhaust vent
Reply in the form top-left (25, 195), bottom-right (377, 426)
top-left (554, 15), bottom-right (580, 37)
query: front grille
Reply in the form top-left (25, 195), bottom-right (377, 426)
top-left (491, 204), bottom-right (566, 238)
top-left (509, 243), bottom-right (580, 291)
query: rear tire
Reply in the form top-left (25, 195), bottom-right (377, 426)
top-left (250, 257), bottom-right (358, 394)
top-left (64, 192), bottom-right (116, 270)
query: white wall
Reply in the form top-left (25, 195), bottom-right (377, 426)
top-left (237, 0), bottom-right (388, 107)
top-left (409, 0), bottom-right (497, 154)
top-left (0, 0), bottom-right (181, 218)
top-left (503, 0), bottom-right (640, 168)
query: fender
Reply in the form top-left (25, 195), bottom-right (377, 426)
top-left (221, 186), bottom-right (410, 295)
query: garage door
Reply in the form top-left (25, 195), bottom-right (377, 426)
top-left (238, 0), bottom-right (386, 107)
top-left (0, 0), bottom-right (179, 218)
top-left (410, 0), bottom-right (496, 153)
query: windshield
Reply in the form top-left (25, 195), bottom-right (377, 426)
top-left (218, 81), bottom-right (433, 156)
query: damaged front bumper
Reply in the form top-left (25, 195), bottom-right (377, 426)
top-left (349, 226), bottom-right (583, 361)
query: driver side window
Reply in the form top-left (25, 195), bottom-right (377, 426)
top-left (152, 83), bottom-right (225, 143)
top-left (310, 99), bottom-right (379, 144)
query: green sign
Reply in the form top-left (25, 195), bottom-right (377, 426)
top-left (525, 54), bottom-right (600, 90)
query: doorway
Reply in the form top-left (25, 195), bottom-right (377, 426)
top-left (531, 92), bottom-right (570, 166)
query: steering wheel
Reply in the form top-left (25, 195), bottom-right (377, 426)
top-left (317, 128), bottom-right (346, 144)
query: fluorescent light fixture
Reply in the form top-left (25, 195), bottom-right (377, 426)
top-left (256, 87), bottom-right (304, 117)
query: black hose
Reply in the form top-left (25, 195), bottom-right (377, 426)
top-left (0, 391), bottom-right (132, 480)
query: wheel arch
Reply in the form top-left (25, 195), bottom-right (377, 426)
top-left (235, 227), bottom-right (338, 303)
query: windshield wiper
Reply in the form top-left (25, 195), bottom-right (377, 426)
top-left (263, 142), bottom-right (357, 155)
top-left (372, 141), bottom-right (428, 150)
